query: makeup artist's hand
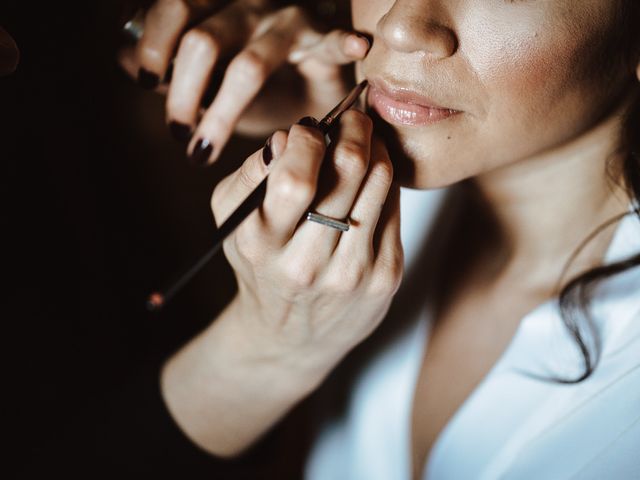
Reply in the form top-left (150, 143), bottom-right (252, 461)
top-left (211, 111), bottom-right (403, 376)
top-left (160, 113), bottom-right (401, 457)
top-left (118, 0), bottom-right (369, 165)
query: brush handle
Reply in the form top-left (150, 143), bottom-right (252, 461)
top-left (149, 81), bottom-right (367, 310)
top-left (161, 177), bottom-right (268, 303)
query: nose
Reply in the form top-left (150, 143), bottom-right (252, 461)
top-left (378, 0), bottom-right (457, 59)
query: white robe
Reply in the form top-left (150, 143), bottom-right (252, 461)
top-left (305, 187), bottom-right (640, 480)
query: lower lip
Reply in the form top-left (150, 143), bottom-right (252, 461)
top-left (367, 86), bottom-right (460, 126)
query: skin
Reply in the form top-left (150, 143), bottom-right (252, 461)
top-left (156, 0), bottom-right (640, 468)
top-left (351, 1), bottom-right (639, 477)
top-left (118, 0), bottom-right (370, 163)
top-left (353, 0), bottom-right (636, 277)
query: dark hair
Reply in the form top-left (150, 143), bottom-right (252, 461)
top-left (551, 1), bottom-right (640, 383)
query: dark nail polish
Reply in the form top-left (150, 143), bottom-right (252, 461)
top-left (138, 68), bottom-right (159, 90)
top-left (169, 121), bottom-right (192, 143)
top-left (190, 138), bottom-right (213, 166)
top-left (262, 136), bottom-right (273, 166)
top-left (297, 116), bottom-right (319, 128)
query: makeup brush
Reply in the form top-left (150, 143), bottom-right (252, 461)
top-left (147, 80), bottom-right (369, 311)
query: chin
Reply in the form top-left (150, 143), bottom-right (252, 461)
top-left (369, 110), bottom-right (468, 190)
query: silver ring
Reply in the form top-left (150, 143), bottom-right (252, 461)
top-left (122, 10), bottom-right (145, 42)
top-left (306, 211), bottom-right (350, 232)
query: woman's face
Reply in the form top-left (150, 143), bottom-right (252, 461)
top-left (353, 0), bottom-right (634, 188)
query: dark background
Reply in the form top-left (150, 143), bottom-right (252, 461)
top-left (2, 1), bottom-right (320, 476)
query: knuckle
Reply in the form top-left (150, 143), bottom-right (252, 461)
top-left (371, 255), bottom-right (404, 296)
top-left (210, 180), bottom-right (228, 220)
top-left (282, 258), bottom-right (317, 290)
top-left (369, 156), bottom-right (394, 186)
top-left (231, 50), bottom-right (270, 85)
top-left (181, 28), bottom-right (220, 56)
top-left (210, 187), bottom-right (219, 216)
top-left (272, 170), bottom-right (315, 205)
top-left (293, 126), bottom-right (326, 153)
top-left (334, 141), bottom-right (369, 177)
top-left (328, 262), bottom-right (367, 294)
top-left (237, 161), bottom-right (262, 191)
top-left (233, 227), bottom-right (263, 264)
top-left (342, 109), bottom-right (374, 132)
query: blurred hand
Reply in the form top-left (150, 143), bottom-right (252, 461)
top-left (118, 0), bottom-right (369, 165)
top-left (0, 26), bottom-right (19, 76)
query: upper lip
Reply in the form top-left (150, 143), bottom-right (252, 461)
top-left (367, 76), bottom-right (456, 111)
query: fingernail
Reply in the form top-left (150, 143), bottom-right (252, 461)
top-left (355, 33), bottom-right (372, 53)
top-left (168, 121), bottom-right (192, 143)
top-left (190, 138), bottom-right (213, 166)
top-left (296, 116), bottom-right (319, 128)
top-left (354, 32), bottom-right (371, 46)
top-left (262, 135), bottom-right (274, 166)
top-left (345, 33), bottom-right (371, 58)
top-left (138, 68), bottom-right (159, 90)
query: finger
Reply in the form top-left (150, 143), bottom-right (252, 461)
top-left (370, 182), bottom-right (403, 296)
top-left (166, 11), bottom-right (249, 146)
top-left (294, 29), bottom-right (371, 115)
top-left (287, 110), bottom-right (373, 260)
top-left (117, 45), bottom-right (139, 79)
top-left (187, 16), bottom-right (304, 165)
top-left (210, 130), bottom-right (288, 226)
top-left (261, 124), bottom-right (327, 248)
top-left (334, 137), bottom-right (395, 258)
top-left (290, 29), bottom-right (370, 67)
top-left (135, 0), bottom-right (194, 89)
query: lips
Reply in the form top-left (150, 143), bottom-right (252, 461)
top-left (366, 78), bottom-right (460, 127)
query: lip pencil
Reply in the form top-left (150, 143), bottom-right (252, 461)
top-left (146, 80), bottom-right (369, 312)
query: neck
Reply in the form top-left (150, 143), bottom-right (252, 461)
top-left (472, 105), bottom-right (631, 291)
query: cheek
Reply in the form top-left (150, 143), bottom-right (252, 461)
top-left (409, 37), bottom-right (599, 189)
top-left (463, 18), bottom-right (605, 159)
top-left (485, 45), bottom-right (566, 136)
top-left (464, 4), bottom-right (615, 132)
top-left (466, 22), bottom-right (566, 123)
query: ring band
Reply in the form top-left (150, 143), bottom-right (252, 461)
top-left (122, 10), bottom-right (144, 42)
top-left (306, 211), bottom-right (350, 232)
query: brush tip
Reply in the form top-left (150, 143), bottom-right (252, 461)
top-left (146, 292), bottom-right (165, 312)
